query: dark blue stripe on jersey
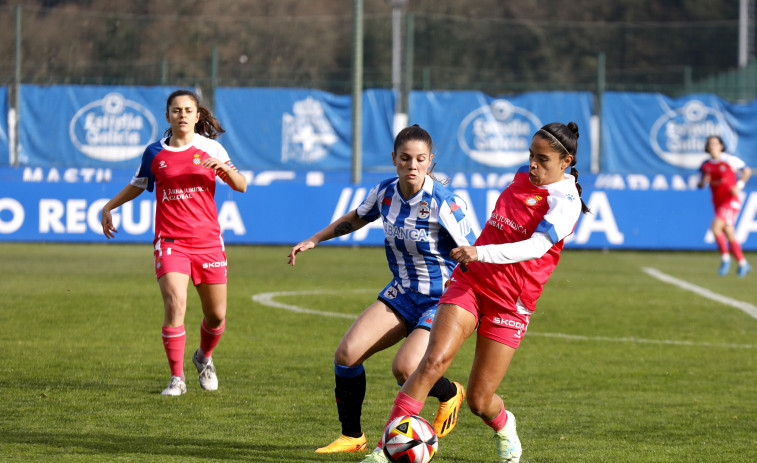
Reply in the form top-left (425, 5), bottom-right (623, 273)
top-left (448, 197), bottom-right (467, 223)
top-left (361, 178), bottom-right (397, 222)
top-left (413, 190), bottom-right (435, 291)
top-left (517, 164), bottom-right (529, 174)
top-left (380, 191), bottom-right (393, 218)
top-left (360, 203), bottom-right (381, 222)
top-left (385, 239), bottom-right (400, 281)
top-left (137, 141), bottom-right (164, 192)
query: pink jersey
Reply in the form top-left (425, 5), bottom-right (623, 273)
top-left (700, 153), bottom-right (746, 208)
top-left (453, 167), bottom-right (581, 312)
top-left (130, 134), bottom-right (237, 251)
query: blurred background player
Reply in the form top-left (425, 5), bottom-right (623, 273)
top-left (101, 89), bottom-right (247, 395)
top-left (363, 122), bottom-right (588, 463)
top-left (698, 135), bottom-right (752, 277)
top-left (288, 125), bottom-right (476, 455)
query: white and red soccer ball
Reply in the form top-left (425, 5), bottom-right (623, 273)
top-left (382, 414), bottom-right (438, 463)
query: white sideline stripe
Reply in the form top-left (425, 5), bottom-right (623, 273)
top-left (529, 332), bottom-right (755, 349)
top-left (251, 288), bottom-right (755, 349)
top-left (642, 267), bottom-right (757, 320)
top-left (251, 289), bottom-right (372, 320)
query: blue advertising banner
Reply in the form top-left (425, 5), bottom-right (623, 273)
top-left (1, 166), bottom-right (756, 251)
top-left (214, 88), bottom-right (395, 171)
top-left (0, 87), bottom-right (8, 165)
top-left (408, 91), bottom-right (594, 174)
top-left (17, 85), bottom-right (178, 168)
top-left (601, 92), bottom-right (757, 174)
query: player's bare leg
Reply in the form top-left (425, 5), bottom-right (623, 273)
top-left (317, 301), bottom-right (406, 453)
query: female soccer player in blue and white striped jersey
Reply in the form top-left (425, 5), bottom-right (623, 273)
top-left (288, 125), bottom-right (477, 455)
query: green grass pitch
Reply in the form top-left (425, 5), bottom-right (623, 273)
top-left (0, 243), bottom-right (755, 462)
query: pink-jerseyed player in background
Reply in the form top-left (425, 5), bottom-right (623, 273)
top-left (360, 122), bottom-right (589, 463)
top-left (101, 89), bottom-right (247, 396)
top-left (698, 135), bottom-right (752, 277)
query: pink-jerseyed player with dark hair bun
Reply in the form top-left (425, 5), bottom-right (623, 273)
top-left (698, 135), bottom-right (752, 277)
top-left (360, 122), bottom-right (588, 463)
top-left (101, 89), bottom-right (247, 396)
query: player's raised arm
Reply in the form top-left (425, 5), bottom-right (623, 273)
top-left (288, 210), bottom-right (368, 266)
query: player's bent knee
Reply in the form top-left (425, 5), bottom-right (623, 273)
top-left (334, 347), bottom-right (362, 368)
top-left (466, 391), bottom-right (498, 417)
top-left (392, 364), bottom-right (412, 384)
top-left (416, 353), bottom-right (448, 380)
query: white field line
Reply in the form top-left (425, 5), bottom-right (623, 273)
top-left (251, 287), bottom-right (755, 349)
top-left (251, 289), bottom-right (372, 319)
top-left (528, 332), bottom-right (754, 349)
top-left (642, 267), bottom-right (757, 320)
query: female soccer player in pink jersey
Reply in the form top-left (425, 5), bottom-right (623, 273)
top-left (698, 135), bottom-right (752, 277)
top-left (360, 122), bottom-right (588, 463)
top-left (100, 90), bottom-right (247, 396)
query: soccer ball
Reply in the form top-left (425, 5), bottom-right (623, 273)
top-left (382, 414), bottom-right (438, 463)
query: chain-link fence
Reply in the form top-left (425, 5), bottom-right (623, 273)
top-left (0, 4), bottom-right (754, 100)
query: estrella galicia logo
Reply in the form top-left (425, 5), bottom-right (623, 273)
top-left (69, 92), bottom-right (158, 162)
top-left (457, 99), bottom-right (542, 168)
top-left (649, 100), bottom-right (735, 169)
top-left (281, 97), bottom-right (338, 164)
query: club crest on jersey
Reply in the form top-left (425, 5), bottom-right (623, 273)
top-left (418, 201), bottom-right (430, 220)
top-left (524, 195), bottom-right (543, 206)
top-left (193, 153), bottom-right (201, 165)
top-left (384, 286), bottom-right (398, 299)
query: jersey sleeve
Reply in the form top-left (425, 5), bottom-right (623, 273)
top-left (476, 231), bottom-right (553, 264)
top-left (725, 154), bottom-right (747, 172)
top-left (438, 194), bottom-right (477, 246)
top-left (206, 139), bottom-right (237, 183)
top-left (355, 183), bottom-right (382, 223)
top-left (534, 189), bottom-right (582, 243)
top-left (129, 142), bottom-right (162, 192)
top-left (208, 139), bottom-right (234, 167)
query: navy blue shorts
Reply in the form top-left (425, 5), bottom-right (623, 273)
top-left (377, 279), bottom-right (439, 335)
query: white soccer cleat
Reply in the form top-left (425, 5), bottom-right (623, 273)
top-left (359, 447), bottom-right (389, 463)
top-left (494, 410), bottom-right (522, 463)
top-left (193, 349), bottom-right (219, 391)
top-left (161, 376), bottom-right (187, 396)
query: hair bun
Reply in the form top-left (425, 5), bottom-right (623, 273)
top-left (567, 121), bottom-right (579, 139)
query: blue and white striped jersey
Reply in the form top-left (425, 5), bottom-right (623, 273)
top-left (357, 175), bottom-right (477, 297)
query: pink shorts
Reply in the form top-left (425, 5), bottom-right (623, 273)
top-left (715, 202), bottom-right (741, 227)
top-left (440, 279), bottom-right (530, 349)
top-left (154, 247), bottom-right (227, 285)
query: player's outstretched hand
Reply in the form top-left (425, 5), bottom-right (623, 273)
top-left (288, 240), bottom-right (317, 266)
top-left (450, 246), bottom-right (478, 267)
top-left (101, 209), bottom-right (118, 239)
